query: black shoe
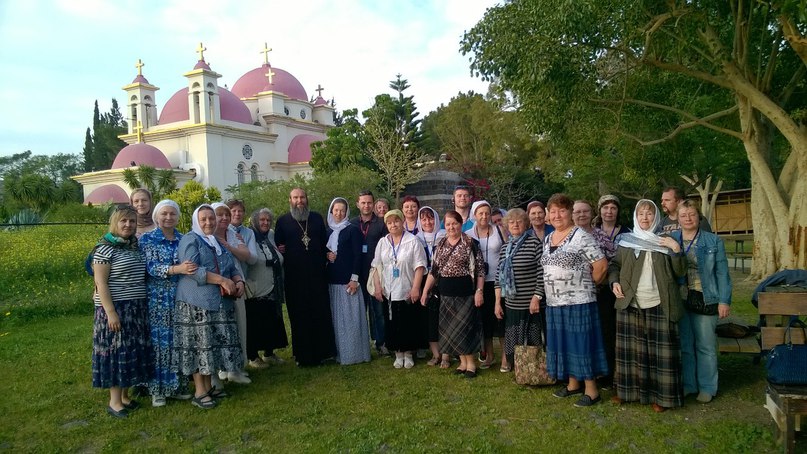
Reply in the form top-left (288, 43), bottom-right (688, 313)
top-left (464, 370), bottom-right (478, 379)
top-left (122, 400), bottom-right (140, 411)
top-left (553, 386), bottom-right (584, 398)
top-left (453, 368), bottom-right (466, 375)
top-left (106, 406), bottom-right (129, 419)
top-left (574, 394), bottom-right (602, 407)
top-left (191, 395), bottom-right (217, 409)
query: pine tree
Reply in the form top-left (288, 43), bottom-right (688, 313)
top-left (388, 74), bottom-right (422, 150)
top-left (82, 127), bottom-right (94, 171)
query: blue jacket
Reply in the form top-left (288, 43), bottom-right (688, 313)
top-left (671, 230), bottom-right (732, 305)
top-left (176, 232), bottom-right (241, 311)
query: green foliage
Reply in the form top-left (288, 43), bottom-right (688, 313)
top-left (46, 202), bottom-right (109, 224)
top-left (83, 99), bottom-right (128, 172)
top-left (310, 109), bottom-right (374, 173)
top-left (230, 166), bottom-right (385, 220)
top-left (0, 225), bottom-right (103, 321)
top-left (4, 209), bottom-right (43, 228)
top-left (165, 180), bottom-right (222, 232)
top-left (122, 165), bottom-right (177, 200)
top-left (458, 1), bottom-right (806, 199)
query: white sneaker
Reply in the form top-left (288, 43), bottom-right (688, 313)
top-left (227, 371), bottom-right (252, 384)
top-left (404, 354), bottom-right (414, 369)
top-left (393, 355), bottom-right (404, 369)
top-left (248, 359), bottom-right (269, 369)
top-left (218, 370), bottom-right (228, 381)
top-left (152, 395), bottom-right (166, 407)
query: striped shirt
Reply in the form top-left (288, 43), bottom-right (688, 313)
top-left (92, 244), bottom-right (147, 306)
top-left (494, 235), bottom-right (544, 310)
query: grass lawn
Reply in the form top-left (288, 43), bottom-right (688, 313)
top-left (0, 227), bottom-right (785, 451)
top-left (0, 275), bottom-right (780, 452)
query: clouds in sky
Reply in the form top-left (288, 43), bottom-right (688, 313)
top-left (0, 0), bottom-right (495, 156)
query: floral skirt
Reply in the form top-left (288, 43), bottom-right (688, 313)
top-left (172, 301), bottom-right (243, 375)
top-left (92, 299), bottom-right (153, 388)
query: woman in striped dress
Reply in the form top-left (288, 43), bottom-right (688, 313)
top-left (91, 205), bottom-right (153, 418)
top-left (494, 208), bottom-right (544, 372)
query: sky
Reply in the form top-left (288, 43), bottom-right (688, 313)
top-left (0, 0), bottom-right (496, 158)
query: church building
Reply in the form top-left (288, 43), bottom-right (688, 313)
top-left (74, 43), bottom-right (334, 204)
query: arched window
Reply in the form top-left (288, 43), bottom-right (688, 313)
top-left (250, 163), bottom-right (259, 182)
top-left (236, 163), bottom-right (245, 185)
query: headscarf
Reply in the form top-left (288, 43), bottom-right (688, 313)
top-left (191, 204), bottom-right (222, 255)
top-left (470, 200), bottom-right (491, 226)
top-left (617, 199), bottom-right (672, 255)
top-left (151, 199), bottom-right (180, 227)
top-left (416, 206), bottom-right (445, 245)
top-left (130, 188), bottom-right (155, 231)
top-left (249, 208), bottom-right (273, 244)
top-left (326, 197), bottom-right (351, 253)
top-left (597, 194), bottom-right (621, 212)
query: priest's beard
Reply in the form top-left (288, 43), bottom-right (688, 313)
top-left (290, 204), bottom-right (310, 222)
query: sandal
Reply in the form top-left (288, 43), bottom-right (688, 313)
top-left (479, 358), bottom-right (495, 370)
top-left (191, 395), bottom-right (217, 409)
top-left (499, 365), bottom-right (511, 373)
top-left (439, 359), bottom-right (450, 369)
top-left (427, 357), bottom-right (440, 366)
top-left (207, 387), bottom-right (229, 399)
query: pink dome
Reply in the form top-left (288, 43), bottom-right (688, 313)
top-left (158, 87), bottom-right (253, 125)
top-left (313, 96), bottom-right (327, 106)
top-left (231, 64), bottom-right (308, 101)
top-left (85, 184), bottom-right (129, 205)
top-left (288, 134), bottom-right (322, 163)
top-left (194, 60), bottom-right (211, 70)
top-left (131, 74), bottom-right (150, 84)
top-left (112, 143), bottom-right (172, 169)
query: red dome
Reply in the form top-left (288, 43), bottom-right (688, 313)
top-left (158, 87), bottom-right (253, 125)
top-left (112, 143), bottom-right (172, 169)
top-left (231, 64), bottom-right (308, 101)
top-left (313, 96), bottom-right (328, 106)
top-left (85, 184), bottom-right (129, 205)
top-left (288, 134), bottom-right (322, 163)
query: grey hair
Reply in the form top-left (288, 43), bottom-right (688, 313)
top-left (250, 208), bottom-right (274, 228)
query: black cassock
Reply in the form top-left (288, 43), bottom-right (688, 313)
top-left (274, 211), bottom-right (336, 366)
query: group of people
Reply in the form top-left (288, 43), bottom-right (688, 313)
top-left (90, 184), bottom-right (731, 417)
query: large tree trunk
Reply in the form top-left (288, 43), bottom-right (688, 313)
top-left (739, 98), bottom-right (807, 279)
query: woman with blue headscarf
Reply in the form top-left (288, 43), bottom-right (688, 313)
top-left (608, 199), bottom-right (686, 412)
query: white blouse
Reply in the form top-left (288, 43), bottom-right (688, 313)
top-left (371, 231), bottom-right (427, 301)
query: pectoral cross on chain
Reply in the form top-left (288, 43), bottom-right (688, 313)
top-left (301, 232), bottom-right (311, 250)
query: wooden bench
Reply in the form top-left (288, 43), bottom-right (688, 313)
top-left (717, 335), bottom-right (760, 354)
top-left (759, 292), bottom-right (807, 453)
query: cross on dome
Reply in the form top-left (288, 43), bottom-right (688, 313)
top-left (260, 42), bottom-right (272, 65)
top-left (135, 59), bottom-right (144, 76)
top-left (196, 42), bottom-right (207, 61)
top-left (133, 121), bottom-right (144, 144)
top-left (265, 68), bottom-right (276, 85)
top-left (315, 84), bottom-right (325, 96)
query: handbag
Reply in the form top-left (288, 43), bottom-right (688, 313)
top-left (684, 289), bottom-right (718, 316)
top-left (514, 317), bottom-right (556, 386)
top-left (766, 319), bottom-right (807, 386)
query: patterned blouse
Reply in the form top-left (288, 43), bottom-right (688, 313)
top-left (431, 234), bottom-right (485, 279)
top-left (92, 244), bottom-right (147, 306)
top-left (541, 227), bottom-right (605, 307)
top-left (588, 227), bottom-right (616, 261)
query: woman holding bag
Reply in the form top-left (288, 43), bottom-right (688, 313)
top-left (494, 208), bottom-right (544, 374)
top-left (671, 200), bottom-right (731, 404)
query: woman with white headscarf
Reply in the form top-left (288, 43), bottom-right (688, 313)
top-left (467, 200), bottom-right (507, 370)
top-left (326, 197), bottom-right (371, 365)
top-left (416, 206), bottom-right (447, 367)
top-left (608, 199), bottom-right (686, 413)
top-left (139, 199), bottom-right (197, 407)
top-left (172, 204), bottom-right (244, 410)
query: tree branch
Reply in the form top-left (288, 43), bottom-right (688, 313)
top-left (642, 58), bottom-right (733, 90)
top-left (593, 99), bottom-right (743, 144)
top-left (779, 14), bottom-right (807, 69)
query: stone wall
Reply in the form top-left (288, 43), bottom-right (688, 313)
top-left (400, 170), bottom-right (464, 213)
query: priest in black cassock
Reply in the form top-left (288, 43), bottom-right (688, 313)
top-left (274, 188), bottom-right (336, 366)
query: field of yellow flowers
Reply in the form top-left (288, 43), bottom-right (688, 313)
top-left (0, 225), bottom-right (106, 324)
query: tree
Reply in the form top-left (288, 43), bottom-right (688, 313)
top-left (388, 74), bottom-right (423, 150)
top-left (1, 152), bottom-right (84, 213)
top-left (122, 165), bottom-right (177, 200)
top-left (84, 99), bottom-right (128, 171)
top-left (164, 181), bottom-right (221, 232)
top-left (310, 109), bottom-right (374, 173)
top-left (364, 115), bottom-right (427, 201)
top-left (462, 0), bottom-right (807, 278)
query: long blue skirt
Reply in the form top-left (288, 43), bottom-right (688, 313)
top-left (92, 299), bottom-right (153, 388)
top-left (545, 302), bottom-right (608, 381)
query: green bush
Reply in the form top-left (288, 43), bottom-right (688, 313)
top-left (46, 202), bottom-right (110, 223)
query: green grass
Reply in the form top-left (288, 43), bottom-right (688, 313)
top-left (0, 228), bottom-right (785, 452)
top-left (0, 311), bottom-right (779, 452)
